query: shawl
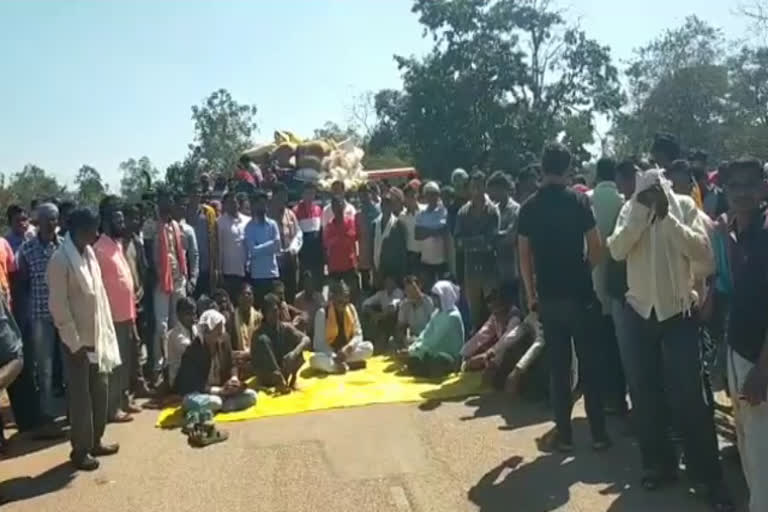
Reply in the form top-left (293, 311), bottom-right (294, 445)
top-left (325, 303), bottom-right (356, 349)
top-left (61, 234), bottom-right (121, 373)
top-left (157, 220), bottom-right (187, 294)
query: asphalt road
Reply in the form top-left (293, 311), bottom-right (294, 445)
top-left (0, 395), bottom-right (747, 512)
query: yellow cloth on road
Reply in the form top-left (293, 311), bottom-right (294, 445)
top-left (156, 355), bottom-right (486, 428)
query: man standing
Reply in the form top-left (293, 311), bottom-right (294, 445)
top-left (187, 185), bottom-right (218, 298)
top-left (244, 190), bottom-right (281, 307)
top-left (122, 203), bottom-right (150, 396)
top-left (270, 183), bottom-right (302, 304)
top-left (321, 180), bottom-right (356, 228)
top-left (590, 157), bottom-right (629, 415)
top-left (5, 205), bottom-right (32, 254)
top-left (719, 157), bottom-right (768, 512)
top-left (144, 189), bottom-right (188, 387)
top-left (454, 171), bottom-right (499, 331)
top-left (173, 193), bottom-right (200, 298)
top-left (48, 208), bottom-right (121, 471)
top-left (415, 181), bottom-right (448, 288)
top-left (518, 143), bottom-right (609, 452)
top-left (401, 184), bottom-right (424, 270)
top-left (486, 171), bottom-right (520, 285)
top-left (324, 197), bottom-right (360, 303)
top-left (356, 183), bottom-right (380, 293)
top-left (17, 203), bottom-right (62, 428)
top-left (94, 199), bottom-right (140, 423)
top-left (373, 189), bottom-right (408, 288)
top-left (217, 192), bottom-right (250, 302)
top-left (608, 156), bottom-right (732, 508)
top-left (294, 182), bottom-right (324, 289)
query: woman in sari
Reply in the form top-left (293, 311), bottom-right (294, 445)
top-left (406, 280), bottom-right (465, 378)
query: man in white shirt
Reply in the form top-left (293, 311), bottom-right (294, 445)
top-left (401, 184), bottom-right (424, 270)
top-left (607, 133), bottom-right (731, 510)
top-left (217, 192), bottom-right (251, 302)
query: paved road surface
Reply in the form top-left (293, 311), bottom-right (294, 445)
top-left (0, 395), bottom-right (747, 511)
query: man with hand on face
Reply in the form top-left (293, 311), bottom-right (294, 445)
top-left (94, 198), bottom-right (141, 423)
top-left (607, 134), bottom-right (732, 511)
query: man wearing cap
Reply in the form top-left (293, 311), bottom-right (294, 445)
top-left (415, 181), bottom-right (448, 288)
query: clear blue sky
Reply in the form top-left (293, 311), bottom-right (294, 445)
top-left (0, 1), bottom-right (749, 192)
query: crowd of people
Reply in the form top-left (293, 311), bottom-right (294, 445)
top-left (0, 132), bottom-right (766, 511)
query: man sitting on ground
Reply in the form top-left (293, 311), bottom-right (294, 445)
top-left (174, 309), bottom-right (257, 414)
top-left (293, 270), bottom-right (325, 335)
top-left (166, 297), bottom-right (197, 392)
top-left (361, 274), bottom-right (404, 348)
top-left (310, 280), bottom-right (374, 374)
top-left (251, 294), bottom-right (309, 392)
top-left (461, 285), bottom-right (543, 391)
top-left (272, 280), bottom-right (302, 323)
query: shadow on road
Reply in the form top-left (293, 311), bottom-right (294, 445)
top-left (468, 416), bottom-right (748, 512)
top-left (0, 461), bottom-right (75, 505)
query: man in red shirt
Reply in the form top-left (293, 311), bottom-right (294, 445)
top-left (323, 197), bottom-right (359, 304)
top-left (94, 199), bottom-right (140, 423)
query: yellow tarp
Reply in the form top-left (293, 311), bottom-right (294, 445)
top-left (156, 356), bottom-right (487, 428)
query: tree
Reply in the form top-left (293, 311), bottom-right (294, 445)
top-left (375, 0), bottom-right (621, 180)
top-left (119, 157), bottom-right (158, 203)
top-left (312, 121), bottom-right (361, 145)
top-left (188, 88), bottom-right (258, 175)
top-left (611, 16), bottom-right (729, 158)
top-left (724, 46), bottom-right (768, 159)
top-left (75, 165), bottom-right (106, 206)
top-left (9, 164), bottom-right (65, 209)
top-left (165, 156), bottom-right (201, 194)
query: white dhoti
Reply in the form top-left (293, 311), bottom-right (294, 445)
top-left (727, 348), bottom-right (768, 512)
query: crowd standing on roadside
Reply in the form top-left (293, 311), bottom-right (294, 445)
top-left (1, 131), bottom-right (767, 511)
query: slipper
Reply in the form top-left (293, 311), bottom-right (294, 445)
top-left (188, 428), bottom-right (229, 448)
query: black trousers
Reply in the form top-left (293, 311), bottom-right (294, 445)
top-left (624, 307), bottom-right (722, 483)
top-left (539, 298), bottom-right (607, 441)
top-left (277, 253), bottom-right (298, 304)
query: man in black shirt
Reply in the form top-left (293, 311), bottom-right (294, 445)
top-left (517, 143), bottom-right (608, 452)
top-left (721, 157), bottom-right (768, 512)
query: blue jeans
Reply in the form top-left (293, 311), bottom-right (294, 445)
top-left (182, 389), bottom-right (257, 414)
top-left (30, 317), bottom-right (57, 418)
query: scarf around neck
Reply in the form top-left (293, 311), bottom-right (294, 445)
top-left (157, 219), bottom-right (187, 294)
top-left (61, 234), bottom-right (121, 373)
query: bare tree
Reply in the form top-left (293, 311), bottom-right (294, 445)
top-left (347, 91), bottom-right (377, 140)
top-left (738, 1), bottom-right (768, 41)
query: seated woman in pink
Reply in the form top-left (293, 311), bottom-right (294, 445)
top-left (461, 283), bottom-right (543, 392)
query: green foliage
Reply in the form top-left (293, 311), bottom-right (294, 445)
top-left (75, 165), bottom-right (106, 206)
top-left (119, 156), bottom-right (158, 204)
top-left (612, 15), bottom-right (768, 162)
top-left (189, 89), bottom-right (258, 175)
top-left (370, 0), bottom-right (622, 181)
top-left (612, 16), bottom-right (729, 157)
top-left (9, 164), bottom-right (66, 208)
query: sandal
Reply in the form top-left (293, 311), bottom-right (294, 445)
top-left (188, 427), bottom-right (229, 448)
top-left (640, 470), bottom-right (677, 491)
